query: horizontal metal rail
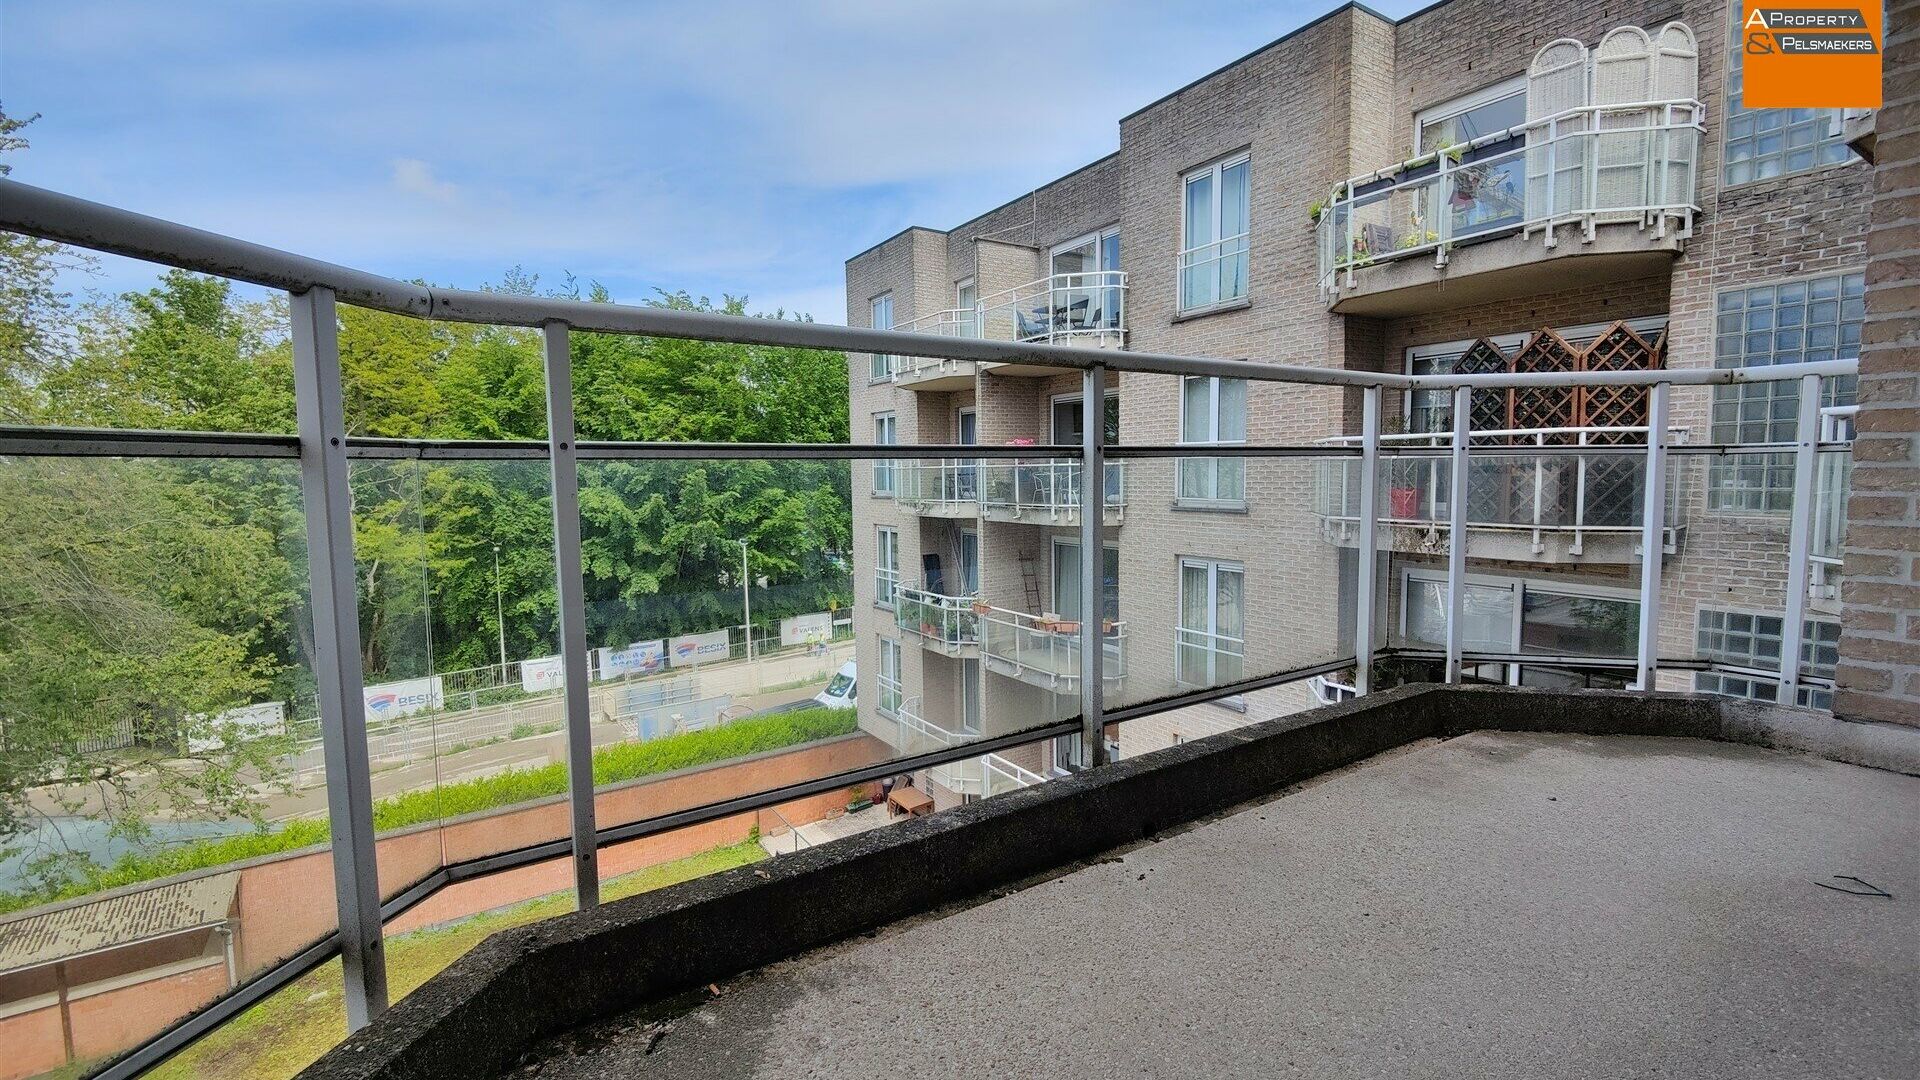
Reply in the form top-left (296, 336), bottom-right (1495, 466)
top-left (0, 179), bottom-right (1857, 393)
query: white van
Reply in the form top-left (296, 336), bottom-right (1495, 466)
top-left (813, 661), bottom-right (856, 709)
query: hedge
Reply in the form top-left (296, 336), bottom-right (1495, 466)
top-left (0, 707), bottom-right (857, 914)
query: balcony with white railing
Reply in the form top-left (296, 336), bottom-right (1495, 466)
top-left (896, 459), bottom-right (979, 517)
top-left (981, 752), bottom-right (1047, 797)
top-left (1312, 425), bottom-right (1691, 564)
top-left (981, 606), bottom-right (1125, 694)
top-left (894, 698), bottom-right (986, 795)
top-left (895, 586), bottom-right (982, 657)
top-left (979, 459), bottom-right (1124, 526)
top-left (890, 308), bottom-right (980, 390)
top-left (1316, 100), bottom-right (1704, 315)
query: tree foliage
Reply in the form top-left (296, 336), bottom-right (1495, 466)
top-left (0, 109), bottom-right (851, 896)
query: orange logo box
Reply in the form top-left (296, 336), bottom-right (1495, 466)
top-left (1740, 1), bottom-right (1883, 108)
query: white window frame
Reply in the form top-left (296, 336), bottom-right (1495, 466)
top-left (869, 293), bottom-right (897, 380)
top-left (877, 637), bottom-right (903, 718)
top-left (1413, 74), bottom-right (1526, 153)
top-left (1178, 153), bottom-right (1251, 312)
top-left (1049, 537), bottom-right (1120, 623)
top-left (872, 412), bottom-right (897, 497)
top-left (874, 526), bottom-right (899, 609)
top-left (1398, 567), bottom-right (1640, 685)
top-left (1176, 375), bottom-right (1246, 507)
top-left (1175, 556), bottom-right (1245, 688)
top-left (1050, 227), bottom-right (1121, 272)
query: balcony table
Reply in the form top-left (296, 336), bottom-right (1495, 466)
top-left (888, 786), bottom-right (934, 818)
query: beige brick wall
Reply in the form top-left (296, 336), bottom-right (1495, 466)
top-left (1836, 1), bottom-right (1920, 727)
top-left (844, 0), bottom-right (1898, 767)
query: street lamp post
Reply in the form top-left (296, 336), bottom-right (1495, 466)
top-left (493, 545), bottom-right (508, 678)
top-left (738, 539), bottom-right (753, 664)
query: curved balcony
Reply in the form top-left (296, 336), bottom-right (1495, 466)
top-left (895, 586), bottom-right (981, 657)
top-left (1316, 101), bottom-right (1703, 316)
top-left (896, 459), bottom-right (979, 518)
top-left (891, 309), bottom-right (979, 390)
top-left (1311, 425), bottom-right (1690, 564)
top-left (894, 699), bottom-right (985, 795)
top-left (979, 459), bottom-right (1124, 526)
top-left (981, 606), bottom-right (1125, 694)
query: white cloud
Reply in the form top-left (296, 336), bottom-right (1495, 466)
top-left (390, 158), bottom-right (459, 202)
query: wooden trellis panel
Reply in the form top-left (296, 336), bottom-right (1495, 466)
top-left (1509, 329), bottom-right (1580, 440)
top-left (1453, 338), bottom-right (1512, 436)
top-left (1578, 322), bottom-right (1662, 441)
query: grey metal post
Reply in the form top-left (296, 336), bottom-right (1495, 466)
top-left (1079, 363), bottom-right (1107, 766)
top-left (1354, 386), bottom-right (1382, 694)
top-left (1777, 373), bottom-right (1823, 704)
top-left (1443, 386), bottom-right (1471, 684)
top-left (541, 321), bottom-right (601, 908)
top-left (288, 287), bottom-right (388, 1028)
top-left (1635, 382), bottom-right (1672, 690)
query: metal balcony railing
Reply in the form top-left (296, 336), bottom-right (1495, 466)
top-left (896, 459), bottom-right (979, 512)
top-left (982, 753), bottom-right (1047, 797)
top-left (895, 587), bottom-right (982, 654)
top-left (980, 459), bottom-right (1125, 522)
top-left (875, 566), bottom-right (901, 608)
top-left (981, 606), bottom-right (1126, 692)
top-left (976, 271), bottom-right (1126, 344)
top-left (1811, 405), bottom-right (1858, 600)
top-left (1317, 100), bottom-right (1704, 296)
top-left (1313, 425), bottom-right (1691, 555)
top-left (895, 699), bottom-right (985, 794)
top-left (0, 178), bottom-right (1859, 1080)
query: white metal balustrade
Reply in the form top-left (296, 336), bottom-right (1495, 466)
top-left (895, 586), bottom-right (983, 656)
top-left (1313, 425), bottom-right (1691, 558)
top-left (0, 178), bottom-right (1860, 1079)
top-left (896, 459), bottom-right (980, 515)
top-left (977, 271), bottom-right (1127, 345)
top-left (982, 606), bottom-right (1126, 693)
top-left (1317, 100), bottom-right (1704, 296)
top-left (979, 459), bottom-right (1125, 524)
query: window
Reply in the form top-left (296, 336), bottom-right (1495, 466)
top-left (1051, 540), bottom-right (1120, 625)
top-left (1724, 18), bottom-right (1852, 185)
top-left (1177, 376), bottom-right (1246, 506)
top-left (875, 527), bottom-right (899, 608)
top-left (1709, 272), bottom-right (1865, 510)
top-left (872, 412), bottom-right (897, 497)
top-left (878, 637), bottom-right (902, 717)
top-left (1052, 228), bottom-right (1123, 333)
top-left (1695, 610), bottom-right (1839, 710)
top-left (959, 530), bottom-right (979, 595)
top-left (1179, 155), bottom-right (1250, 311)
top-left (1402, 570), bottom-right (1640, 687)
top-left (1176, 558), bottom-right (1244, 687)
top-left (960, 658), bottom-right (981, 734)
top-left (869, 293), bottom-right (896, 379)
top-left (956, 279), bottom-right (977, 337)
top-left (1050, 732), bottom-right (1084, 774)
top-left (1415, 75), bottom-right (1526, 153)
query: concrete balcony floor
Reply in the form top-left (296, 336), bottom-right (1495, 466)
top-left (527, 730), bottom-right (1916, 1080)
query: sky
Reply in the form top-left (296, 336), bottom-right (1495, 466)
top-left (1, 0), bottom-right (1425, 323)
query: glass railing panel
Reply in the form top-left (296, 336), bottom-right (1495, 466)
top-left (0, 456), bottom-right (323, 1080)
top-left (1106, 456), bottom-right (1351, 725)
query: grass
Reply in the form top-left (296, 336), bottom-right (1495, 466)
top-left (143, 840), bottom-right (767, 1080)
top-left (1, 707), bottom-right (855, 914)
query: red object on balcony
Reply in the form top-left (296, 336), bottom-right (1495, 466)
top-left (1389, 486), bottom-right (1421, 520)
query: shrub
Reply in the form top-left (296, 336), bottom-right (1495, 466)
top-left (0, 707), bottom-right (858, 913)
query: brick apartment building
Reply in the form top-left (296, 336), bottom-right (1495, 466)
top-left (845, 0), bottom-right (1897, 808)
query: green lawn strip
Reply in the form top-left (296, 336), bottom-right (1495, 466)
top-left (3, 708), bottom-right (853, 913)
top-left (144, 840), bottom-right (768, 1080)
